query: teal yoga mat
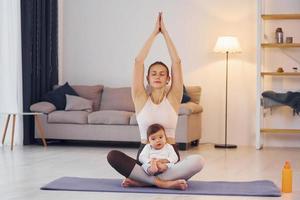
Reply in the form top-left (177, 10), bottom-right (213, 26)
top-left (41, 177), bottom-right (281, 197)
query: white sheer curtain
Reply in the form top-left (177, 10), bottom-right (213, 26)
top-left (0, 0), bottom-right (23, 146)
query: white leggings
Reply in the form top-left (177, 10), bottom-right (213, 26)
top-left (129, 154), bottom-right (205, 185)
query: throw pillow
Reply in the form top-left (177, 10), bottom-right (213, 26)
top-left (43, 82), bottom-right (78, 110)
top-left (65, 94), bottom-right (93, 112)
top-left (71, 85), bottom-right (103, 111)
top-left (181, 85), bottom-right (191, 103)
top-left (100, 87), bottom-right (135, 112)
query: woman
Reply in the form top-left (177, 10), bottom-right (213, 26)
top-left (107, 13), bottom-right (205, 190)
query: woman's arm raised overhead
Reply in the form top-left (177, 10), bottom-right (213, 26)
top-left (160, 14), bottom-right (183, 109)
top-left (132, 13), bottom-right (162, 112)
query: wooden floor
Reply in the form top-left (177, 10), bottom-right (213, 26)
top-left (0, 144), bottom-right (299, 200)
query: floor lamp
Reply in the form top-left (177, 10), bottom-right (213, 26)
top-left (213, 36), bottom-right (241, 149)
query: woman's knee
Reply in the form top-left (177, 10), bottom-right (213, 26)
top-left (187, 154), bottom-right (205, 172)
top-left (107, 150), bottom-right (121, 166)
top-left (106, 150), bottom-right (137, 177)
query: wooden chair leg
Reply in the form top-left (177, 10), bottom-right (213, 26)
top-left (2, 114), bottom-right (11, 144)
top-left (35, 115), bottom-right (47, 147)
top-left (10, 114), bottom-right (16, 151)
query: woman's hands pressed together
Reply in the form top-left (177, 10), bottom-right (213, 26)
top-left (152, 12), bottom-right (161, 36)
top-left (152, 12), bottom-right (167, 36)
top-left (159, 12), bottom-right (167, 35)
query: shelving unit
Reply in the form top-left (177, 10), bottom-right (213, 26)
top-left (256, 0), bottom-right (300, 149)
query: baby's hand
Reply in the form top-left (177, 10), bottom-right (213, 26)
top-left (156, 159), bottom-right (169, 164)
top-left (157, 162), bottom-right (168, 173)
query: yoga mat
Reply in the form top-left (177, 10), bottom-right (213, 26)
top-left (41, 177), bottom-right (281, 197)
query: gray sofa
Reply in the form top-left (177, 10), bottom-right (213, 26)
top-left (30, 85), bottom-right (203, 150)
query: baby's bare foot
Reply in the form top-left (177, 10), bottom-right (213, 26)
top-left (147, 159), bottom-right (158, 175)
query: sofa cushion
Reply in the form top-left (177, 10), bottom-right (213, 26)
top-left (48, 111), bottom-right (88, 124)
top-left (129, 114), bottom-right (138, 125)
top-left (30, 102), bottom-right (56, 113)
top-left (71, 85), bottom-right (103, 111)
top-left (88, 110), bottom-right (134, 125)
top-left (186, 86), bottom-right (201, 104)
top-left (179, 102), bottom-right (203, 115)
top-left (43, 82), bottom-right (79, 110)
top-left (65, 95), bottom-right (93, 112)
top-left (100, 87), bottom-right (135, 112)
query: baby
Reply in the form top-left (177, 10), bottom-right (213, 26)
top-left (139, 123), bottom-right (178, 175)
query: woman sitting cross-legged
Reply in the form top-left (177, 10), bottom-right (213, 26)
top-left (107, 12), bottom-right (205, 190)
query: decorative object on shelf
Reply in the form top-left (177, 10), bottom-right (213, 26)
top-left (213, 36), bottom-right (241, 149)
top-left (276, 67), bottom-right (284, 73)
top-left (286, 37), bottom-right (293, 43)
top-left (275, 27), bottom-right (284, 43)
top-left (292, 67), bottom-right (298, 72)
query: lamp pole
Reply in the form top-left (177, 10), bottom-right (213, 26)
top-left (225, 51), bottom-right (228, 147)
top-left (215, 51), bottom-right (237, 149)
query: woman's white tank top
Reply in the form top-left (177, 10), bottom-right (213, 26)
top-left (136, 96), bottom-right (178, 141)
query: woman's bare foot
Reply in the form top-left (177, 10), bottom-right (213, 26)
top-left (155, 179), bottom-right (188, 190)
top-left (122, 178), bottom-right (187, 190)
top-left (147, 159), bottom-right (158, 175)
top-left (121, 178), bottom-right (149, 187)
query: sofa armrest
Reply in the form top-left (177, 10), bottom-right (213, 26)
top-left (30, 102), bottom-right (56, 114)
top-left (178, 102), bottom-right (203, 115)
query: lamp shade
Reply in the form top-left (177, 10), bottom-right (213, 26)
top-left (214, 36), bottom-right (242, 53)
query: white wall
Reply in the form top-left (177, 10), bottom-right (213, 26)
top-left (61, 0), bottom-right (300, 147)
